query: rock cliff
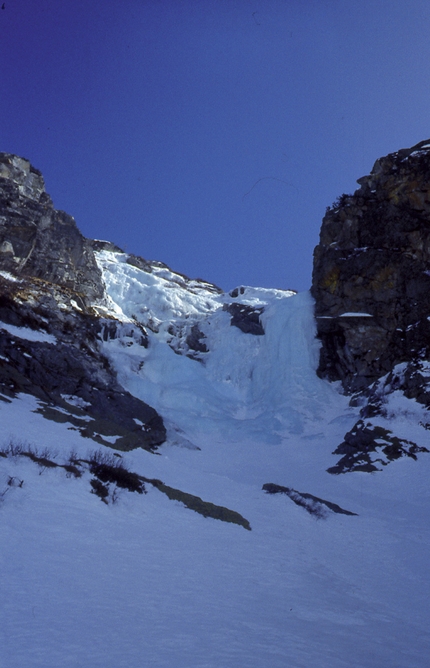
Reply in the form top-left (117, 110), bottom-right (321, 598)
top-left (0, 153), bottom-right (166, 451)
top-left (312, 139), bottom-right (430, 391)
top-left (0, 153), bottom-right (104, 303)
top-left (312, 139), bottom-right (430, 471)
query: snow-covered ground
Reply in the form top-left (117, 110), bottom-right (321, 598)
top-left (1, 251), bottom-right (429, 667)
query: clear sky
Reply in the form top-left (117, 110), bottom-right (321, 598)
top-left (2, 0), bottom-right (430, 292)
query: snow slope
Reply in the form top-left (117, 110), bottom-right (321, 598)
top-left (1, 251), bottom-right (430, 667)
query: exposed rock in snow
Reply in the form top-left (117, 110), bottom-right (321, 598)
top-left (327, 419), bottom-right (429, 474)
top-left (262, 483), bottom-right (358, 517)
top-left (222, 302), bottom-right (265, 335)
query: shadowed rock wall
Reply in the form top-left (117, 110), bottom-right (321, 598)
top-left (312, 139), bottom-right (430, 392)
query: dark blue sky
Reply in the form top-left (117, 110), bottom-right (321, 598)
top-left (2, 0), bottom-right (430, 291)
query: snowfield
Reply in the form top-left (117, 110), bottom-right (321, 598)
top-left (1, 252), bottom-right (429, 667)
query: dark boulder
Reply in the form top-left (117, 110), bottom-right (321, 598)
top-left (223, 302), bottom-right (265, 335)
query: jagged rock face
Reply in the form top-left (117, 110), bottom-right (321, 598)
top-left (0, 153), bottom-right (166, 451)
top-left (312, 139), bottom-right (430, 392)
top-left (0, 153), bottom-right (104, 303)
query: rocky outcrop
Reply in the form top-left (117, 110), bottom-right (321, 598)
top-left (312, 139), bottom-right (430, 392)
top-left (312, 140), bottom-right (430, 472)
top-left (222, 302), bottom-right (265, 335)
top-left (262, 483), bottom-right (357, 517)
top-left (327, 420), bottom-right (429, 474)
top-left (0, 153), bottom-right (166, 451)
top-left (0, 153), bottom-right (104, 303)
